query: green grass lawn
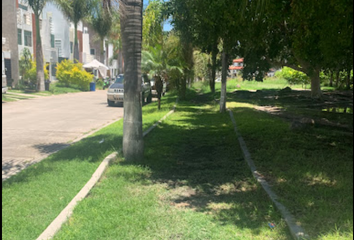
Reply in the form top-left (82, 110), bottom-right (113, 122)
top-left (53, 94), bottom-right (292, 240)
top-left (2, 78), bottom-right (351, 240)
top-left (2, 94), bottom-right (177, 240)
top-left (193, 79), bottom-right (353, 239)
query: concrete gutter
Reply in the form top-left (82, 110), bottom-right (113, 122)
top-left (228, 109), bottom-right (309, 240)
top-left (37, 98), bottom-right (178, 240)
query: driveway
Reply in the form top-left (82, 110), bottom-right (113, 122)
top-left (2, 90), bottom-right (124, 181)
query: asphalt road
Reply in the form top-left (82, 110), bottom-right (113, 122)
top-left (2, 90), bottom-right (124, 181)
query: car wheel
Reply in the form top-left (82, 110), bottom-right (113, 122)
top-left (107, 99), bottom-right (115, 107)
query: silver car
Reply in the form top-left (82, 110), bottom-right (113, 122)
top-left (107, 74), bottom-right (152, 107)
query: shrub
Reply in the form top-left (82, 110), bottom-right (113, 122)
top-left (24, 60), bottom-right (49, 89)
top-left (56, 60), bottom-right (93, 90)
top-left (56, 59), bottom-right (74, 87)
top-left (69, 66), bottom-right (93, 91)
top-left (275, 67), bottom-right (310, 86)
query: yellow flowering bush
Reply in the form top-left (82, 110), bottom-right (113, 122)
top-left (56, 59), bottom-right (74, 86)
top-left (56, 60), bottom-right (93, 90)
top-left (69, 66), bottom-right (93, 91)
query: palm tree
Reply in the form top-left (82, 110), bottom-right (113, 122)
top-left (26, 0), bottom-right (47, 91)
top-left (19, 48), bottom-right (33, 81)
top-left (89, 1), bottom-right (112, 65)
top-left (142, 44), bottom-right (182, 109)
top-left (55, 0), bottom-right (95, 62)
top-left (119, 0), bottom-right (144, 161)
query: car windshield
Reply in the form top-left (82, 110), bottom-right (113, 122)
top-left (115, 75), bottom-right (124, 84)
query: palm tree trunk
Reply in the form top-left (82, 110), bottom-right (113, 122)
top-left (74, 24), bottom-right (80, 62)
top-left (35, 13), bottom-right (45, 91)
top-left (210, 43), bottom-right (217, 94)
top-left (120, 0), bottom-right (144, 161)
top-left (220, 50), bottom-right (228, 112)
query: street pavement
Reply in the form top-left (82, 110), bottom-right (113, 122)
top-left (2, 90), bottom-right (124, 181)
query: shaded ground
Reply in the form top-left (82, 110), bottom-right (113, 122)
top-left (230, 88), bottom-right (353, 133)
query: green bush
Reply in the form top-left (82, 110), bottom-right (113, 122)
top-left (56, 59), bottom-right (74, 87)
top-left (55, 60), bottom-right (93, 91)
top-left (275, 67), bottom-right (310, 86)
top-left (69, 66), bottom-right (93, 91)
top-left (24, 60), bottom-right (49, 89)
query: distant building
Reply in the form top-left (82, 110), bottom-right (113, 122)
top-left (3, 0), bottom-right (119, 86)
top-left (229, 58), bottom-right (244, 78)
top-left (2, 0), bottom-right (20, 87)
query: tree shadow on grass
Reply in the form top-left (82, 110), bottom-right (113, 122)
top-left (116, 101), bottom-right (292, 238)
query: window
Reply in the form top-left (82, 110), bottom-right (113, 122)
top-left (90, 49), bottom-right (95, 55)
top-left (18, 4), bottom-right (28, 11)
top-left (70, 42), bottom-right (73, 53)
top-left (18, 29), bottom-right (22, 45)
top-left (24, 30), bottom-right (32, 47)
top-left (55, 40), bottom-right (62, 57)
top-left (24, 14), bottom-right (31, 25)
top-left (50, 34), bottom-right (55, 48)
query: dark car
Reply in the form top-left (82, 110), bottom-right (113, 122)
top-left (107, 74), bottom-right (152, 106)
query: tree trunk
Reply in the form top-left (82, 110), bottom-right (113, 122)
top-left (210, 44), bottom-right (217, 94)
top-left (74, 24), bottom-right (80, 62)
top-left (180, 74), bottom-right (187, 100)
top-left (335, 70), bottom-right (340, 88)
top-left (310, 68), bottom-right (322, 99)
top-left (220, 51), bottom-right (228, 113)
top-left (346, 68), bottom-right (351, 90)
top-left (120, 0), bottom-right (144, 161)
top-left (118, 49), bottom-right (123, 74)
top-left (329, 71), bottom-right (334, 87)
top-left (101, 39), bottom-right (105, 67)
top-left (35, 13), bottom-right (45, 91)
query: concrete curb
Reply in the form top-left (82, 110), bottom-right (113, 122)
top-left (36, 152), bottom-right (118, 240)
top-left (36, 98), bottom-right (179, 240)
top-left (228, 109), bottom-right (309, 240)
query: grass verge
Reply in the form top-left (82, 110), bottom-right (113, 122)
top-left (52, 94), bottom-right (292, 240)
top-left (2, 94), bottom-right (177, 240)
top-left (227, 101), bottom-right (353, 240)
top-left (194, 78), bottom-right (352, 239)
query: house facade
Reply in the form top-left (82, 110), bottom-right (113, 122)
top-left (2, 0), bottom-right (117, 86)
top-left (229, 58), bottom-right (244, 78)
top-left (2, 0), bottom-right (20, 87)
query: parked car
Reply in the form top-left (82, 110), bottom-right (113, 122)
top-left (107, 74), bottom-right (152, 107)
top-left (150, 78), bottom-right (167, 97)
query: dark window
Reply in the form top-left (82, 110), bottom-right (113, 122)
top-left (50, 34), bottom-right (55, 48)
top-left (18, 4), bottom-right (28, 11)
top-left (70, 42), bottom-right (73, 53)
top-left (18, 29), bottom-right (22, 45)
top-left (24, 30), bottom-right (32, 47)
top-left (90, 48), bottom-right (95, 55)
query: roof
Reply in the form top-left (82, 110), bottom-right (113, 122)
top-left (233, 58), bottom-right (244, 63)
top-left (229, 66), bottom-right (244, 70)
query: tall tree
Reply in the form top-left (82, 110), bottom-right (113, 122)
top-left (55, 0), bottom-right (95, 62)
top-left (120, 0), bottom-right (144, 161)
top-left (238, 0), bottom-right (353, 98)
top-left (89, 1), bottom-right (113, 64)
top-left (142, 0), bottom-right (164, 50)
top-left (108, 11), bottom-right (123, 74)
top-left (26, 0), bottom-right (47, 91)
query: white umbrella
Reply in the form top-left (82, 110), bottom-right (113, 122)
top-left (83, 59), bottom-right (109, 78)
